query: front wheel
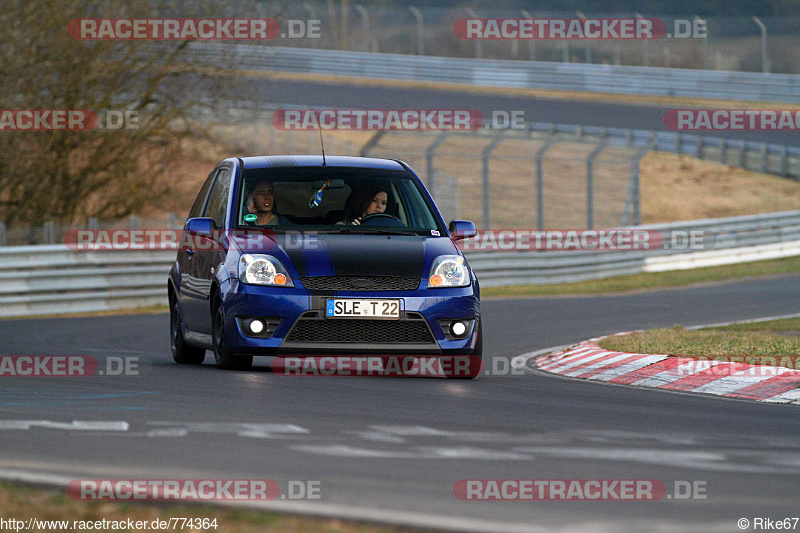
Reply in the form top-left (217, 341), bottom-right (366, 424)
top-left (212, 299), bottom-right (252, 371)
top-left (170, 299), bottom-right (205, 365)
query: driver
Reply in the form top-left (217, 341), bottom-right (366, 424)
top-left (337, 186), bottom-right (389, 225)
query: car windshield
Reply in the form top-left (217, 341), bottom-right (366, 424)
top-left (236, 167), bottom-right (444, 233)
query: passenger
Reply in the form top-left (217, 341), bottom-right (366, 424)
top-left (245, 180), bottom-right (290, 226)
top-left (338, 186), bottom-right (389, 225)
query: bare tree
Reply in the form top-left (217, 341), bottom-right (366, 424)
top-left (0, 0), bottom-right (256, 225)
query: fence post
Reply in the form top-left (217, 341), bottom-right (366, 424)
top-left (780, 145), bottom-right (788, 177)
top-left (739, 140), bottom-right (747, 168)
top-left (409, 6), bottom-right (425, 56)
top-left (129, 214), bottom-right (139, 230)
top-left (464, 8), bottom-right (481, 58)
top-left (760, 143), bottom-right (768, 173)
top-left (359, 130), bottom-right (386, 156)
top-left (43, 221), bottom-right (55, 244)
top-left (623, 136), bottom-right (655, 226)
top-left (0, 222), bottom-right (5, 247)
top-left (535, 134), bottom-right (559, 229)
top-left (88, 217), bottom-right (99, 230)
top-left (696, 136), bottom-right (704, 159)
top-left (719, 138), bottom-right (727, 164)
top-left (481, 131), bottom-right (505, 230)
top-left (425, 132), bottom-right (449, 196)
top-left (586, 130), bottom-right (608, 229)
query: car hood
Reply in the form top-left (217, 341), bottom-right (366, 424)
top-left (231, 232), bottom-right (461, 279)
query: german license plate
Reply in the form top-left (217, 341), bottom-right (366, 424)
top-left (326, 299), bottom-right (400, 319)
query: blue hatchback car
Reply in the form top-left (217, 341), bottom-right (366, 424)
top-left (168, 155), bottom-right (480, 376)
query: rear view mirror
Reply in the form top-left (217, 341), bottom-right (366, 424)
top-left (312, 178), bottom-right (345, 189)
top-left (185, 217), bottom-right (215, 234)
top-left (448, 220), bottom-right (477, 241)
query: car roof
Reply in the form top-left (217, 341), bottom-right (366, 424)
top-left (237, 155), bottom-right (407, 171)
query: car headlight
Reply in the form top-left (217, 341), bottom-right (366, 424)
top-left (428, 255), bottom-right (470, 288)
top-left (239, 254), bottom-right (294, 287)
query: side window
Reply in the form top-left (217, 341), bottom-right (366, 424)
top-left (187, 169), bottom-right (218, 220)
top-left (203, 168), bottom-right (232, 228)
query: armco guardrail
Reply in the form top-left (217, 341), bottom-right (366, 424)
top-left (187, 43), bottom-right (800, 103)
top-left (0, 247), bottom-right (174, 317)
top-left (0, 210), bottom-right (798, 317)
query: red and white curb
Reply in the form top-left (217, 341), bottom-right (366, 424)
top-left (534, 335), bottom-right (800, 405)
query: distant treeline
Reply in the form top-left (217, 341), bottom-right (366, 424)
top-left (371, 0), bottom-right (796, 17)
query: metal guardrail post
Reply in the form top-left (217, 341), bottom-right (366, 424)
top-left (760, 143), bottom-right (768, 173)
top-left (481, 132), bottom-right (505, 230)
top-left (586, 130), bottom-right (608, 229)
top-left (0, 223), bottom-right (5, 247)
top-left (535, 133), bottom-right (559, 229)
top-left (426, 132), bottom-right (450, 196)
top-left (696, 137), bottom-right (704, 159)
top-left (719, 138), bottom-right (727, 164)
top-left (129, 214), bottom-right (139, 230)
top-left (359, 131), bottom-right (386, 156)
top-left (88, 217), bottom-right (99, 230)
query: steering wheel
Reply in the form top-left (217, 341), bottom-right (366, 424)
top-left (359, 213), bottom-right (405, 226)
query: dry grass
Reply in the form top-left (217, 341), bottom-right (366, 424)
top-left (0, 482), bottom-right (419, 533)
top-left (640, 152), bottom-right (800, 223)
top-left (598, 319), bottom-right (800, 368)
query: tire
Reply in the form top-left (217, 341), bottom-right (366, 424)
top-left (170, 298), bottom-right (205, 365)
top-left (212, 297), bottom-right (252, 371)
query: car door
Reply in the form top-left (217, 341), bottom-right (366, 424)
top-left (184, 166), bottom-right (232, 333)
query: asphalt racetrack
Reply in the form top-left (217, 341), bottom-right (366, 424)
top-left (225, 77), bottom-right (800, 145)
top-left (1, 274), bottom-right (799, 532)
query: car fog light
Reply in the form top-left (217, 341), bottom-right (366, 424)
top-left (450, 321), bottom-right (467, 337)
top-left (249, 319), bottom-right (265, 334)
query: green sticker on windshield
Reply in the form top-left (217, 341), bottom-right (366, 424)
top-left (243, 214), bottom-right (257, 223)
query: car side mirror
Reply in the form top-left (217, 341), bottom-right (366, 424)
top-left (448, 220), bottom-right (477, 241)
top-left (185, 217), bottom-right (215, 235)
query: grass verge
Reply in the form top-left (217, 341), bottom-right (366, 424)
top-left (481, 255), bottom-right (800, 298)
top-left (597, 318), bottom-right (800, 368)
top-left (0, 481), bottom-right (425, 533)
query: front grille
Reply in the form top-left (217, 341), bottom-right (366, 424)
top-left (301, 276), bottom-right (420, 291)
top-left (285, 312), bottom-right (434, 344)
